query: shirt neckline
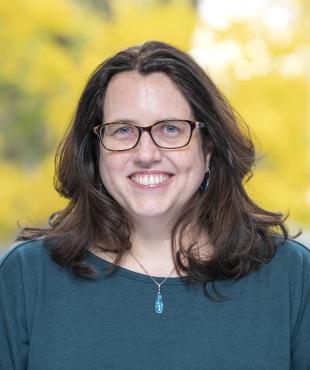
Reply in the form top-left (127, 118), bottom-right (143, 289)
top-left (86, 251), bottom-right (189, 285)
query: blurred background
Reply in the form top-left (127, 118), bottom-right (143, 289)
top-left (0, 0), bottom-right (309, 252)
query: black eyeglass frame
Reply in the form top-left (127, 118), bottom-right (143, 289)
top-left (93, 120), bottom-right (207, 151)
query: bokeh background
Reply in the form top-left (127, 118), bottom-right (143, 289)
top-left (0, 0), bottom-right (309, 251)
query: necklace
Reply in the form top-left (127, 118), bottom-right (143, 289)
top-left (128, 250), bottom-right (177, 314)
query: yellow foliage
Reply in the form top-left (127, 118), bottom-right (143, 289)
top-left (0, 160), bottom-right (67, 240)
top-left (230, 74), bottom-right (310, 226)
top-left (105, 0), bottom-right (197, 52)
top-left (0, 0), bottom-right (308, 246)
top-left (0, 0), bottom-right (197, 243)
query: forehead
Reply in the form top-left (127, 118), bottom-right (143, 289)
top-left (103, 71), bottom-right (193, 123)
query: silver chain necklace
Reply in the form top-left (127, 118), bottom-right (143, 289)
top-left (128, 249), bottom-right (176, 314)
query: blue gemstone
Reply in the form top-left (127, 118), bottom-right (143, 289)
top-left (155, 292), bottom-right (164, 314)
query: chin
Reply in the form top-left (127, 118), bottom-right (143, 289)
top-left (128, 205), bottom-right (175, 220)
top-left (132, 209), bottom-right (170, 219)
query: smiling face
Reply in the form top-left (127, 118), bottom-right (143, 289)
top-left (99, 71), bottom-right (211, 227)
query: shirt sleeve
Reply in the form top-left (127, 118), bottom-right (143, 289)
top-left (0, 248), bottom-right (29, 370)
top-left (289, 242), bottom-right (310, 369)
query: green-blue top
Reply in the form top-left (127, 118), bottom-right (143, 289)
top-left (0, 238), bottom-right (309, 370)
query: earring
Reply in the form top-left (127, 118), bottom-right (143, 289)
top-left (200, 168), bottom-right (210, 191)
top-left (96, 177), bottom-right (104, 192)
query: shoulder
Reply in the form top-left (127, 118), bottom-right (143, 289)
top-left (0, 238), bottom-right (71, 305)
top-left (267, 237), bottom-right (310, 299)
top-left (1, 238), bottom-right (48, 265)
top-left (272, 237), bottom-right (310, 268)
top-left (0, 238), bottom-right (56, 276)
top-left (239, 237), bottom-right (310, 289)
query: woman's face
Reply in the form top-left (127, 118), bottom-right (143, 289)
top-left (99, 71), bottom-right (211, 225)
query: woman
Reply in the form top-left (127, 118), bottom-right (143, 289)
top-left (1, 40), bottom-right (309, 369)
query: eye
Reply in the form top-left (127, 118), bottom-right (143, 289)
top-left (157, 121), bottom-right (184, 137)
top-left (106, 124), bottom-right (136, 137)
top-left (164, 125), bottom-right (179, 134)
top-left (115, 126), bottom-right (131, 135)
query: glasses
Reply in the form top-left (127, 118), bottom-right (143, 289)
top-left (93, 120), bottom-right (207, 151)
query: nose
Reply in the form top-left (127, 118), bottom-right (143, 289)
top-left (133, 131), bottom-right (162, 164)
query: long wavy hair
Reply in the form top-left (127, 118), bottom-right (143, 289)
top-left (18, 40), bottom-right (294, 297)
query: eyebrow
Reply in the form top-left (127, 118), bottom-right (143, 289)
top-left (106, 118), bottom-right (190, 124)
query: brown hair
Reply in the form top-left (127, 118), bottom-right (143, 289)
top-left (18, 40), bottom-right (295, 298)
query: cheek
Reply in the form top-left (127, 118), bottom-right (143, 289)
top-left (179, 145), bottom-right (206, 177)
top-left (99, 151), bottom-right (126, 186)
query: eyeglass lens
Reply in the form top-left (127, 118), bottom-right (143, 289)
top-left (100, 120), bottom-right (192, 150)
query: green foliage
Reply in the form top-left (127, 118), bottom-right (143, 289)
top-left (0, 80), bottom-right (51, 164)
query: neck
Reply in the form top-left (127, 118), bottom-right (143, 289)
top-left (91, 220), bottom-right (210, 277)
top-left (102, 221), bottom-right (185, 277)
top-left (127, 221), bottom-right (212, 269)
top-left (130, 233), bottom-right (173, 260)
top-left (123, 225), bottom-right (175, 276)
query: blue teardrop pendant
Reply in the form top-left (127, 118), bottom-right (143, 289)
top-left (155, 291), bottom-right (164, 314)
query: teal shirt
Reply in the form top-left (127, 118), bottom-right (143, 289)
top-left (0, 238), bottom-right (309, 370)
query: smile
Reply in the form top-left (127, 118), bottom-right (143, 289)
top-left (130, 174), bottom-right (172, 186)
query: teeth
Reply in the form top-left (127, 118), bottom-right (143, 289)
top-left (131, 174), bottom-right (170, 186)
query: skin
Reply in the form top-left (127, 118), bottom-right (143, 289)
top-left (95, 71), bottom-right (211, 276)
